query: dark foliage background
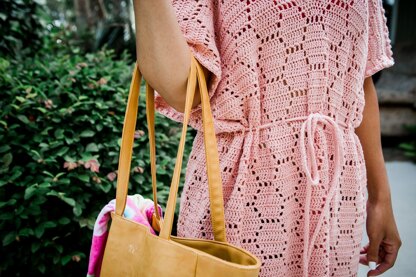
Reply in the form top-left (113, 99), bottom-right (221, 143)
top-left (0, 0), bottom-right (194, 275)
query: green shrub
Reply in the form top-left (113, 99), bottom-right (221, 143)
top-left (0, 27), bottom-right (193, 275)
top-left (398, 125), bottom-right (416, 162)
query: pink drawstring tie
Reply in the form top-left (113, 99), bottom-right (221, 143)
top-left (236, 112), bottom-right (346, 277)
top-left (297, 112), bottom-right (345, 277)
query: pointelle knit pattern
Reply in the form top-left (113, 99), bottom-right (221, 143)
top-left (153, 0), bottom-right (395, 276)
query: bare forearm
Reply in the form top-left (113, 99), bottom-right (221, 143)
top-left (133, 0), bottom-right (205, 112)
top-left (355, 76), bottom-right (392, 204)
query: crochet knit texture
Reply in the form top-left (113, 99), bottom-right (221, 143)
top-left (154, 0), bottom-right (394, 276)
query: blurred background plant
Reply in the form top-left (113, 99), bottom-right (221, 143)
top-left (398, 125), bottom-right (416, 161)
top-left (0, 0), bottom-right (48, 58)
top-left (47, 0), bottom-right (136, 55)
top-left (0, 0), bottom-right (193, 275)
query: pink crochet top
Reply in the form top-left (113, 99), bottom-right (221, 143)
top-left (154, 0), bottom-right (394, 276)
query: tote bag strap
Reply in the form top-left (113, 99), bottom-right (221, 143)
top-left (145, 81), bottom-right (162, 225)
top-left (114, 54), bottom-right (227, 242)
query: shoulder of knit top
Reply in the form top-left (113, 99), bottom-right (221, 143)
top-left (154, 0), bottom-right (394, 128)
top-left (364, 0), bottom-right (395, 78)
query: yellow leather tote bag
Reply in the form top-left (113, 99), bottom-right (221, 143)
top-left (99, 54), bottom-right (261, 276)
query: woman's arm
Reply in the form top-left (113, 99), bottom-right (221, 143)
top-left (133, 0), bottom-right (210, 113)
top-left (355, 76), bottom-right (391, 204)
top-left (355, 76), bottom-right (401, 276)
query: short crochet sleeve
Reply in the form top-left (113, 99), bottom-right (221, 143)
top-left (364, 0), bottom-right (395, 78)
top-left (154, 0), bottom-right (222, 130)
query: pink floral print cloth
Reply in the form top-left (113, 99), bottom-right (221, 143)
top-left (86, 194), bottom-right (163, 277)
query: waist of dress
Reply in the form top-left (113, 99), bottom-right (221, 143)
top-left (211, 112), bottom-right (349, 277)
top-left (231, 114), bottom-right (353, 134)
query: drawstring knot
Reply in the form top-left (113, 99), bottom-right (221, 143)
top-left (299, 112), bottom-right (345, 277)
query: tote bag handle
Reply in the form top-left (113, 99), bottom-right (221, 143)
top-left (114, 53), bottom-right (227, 242)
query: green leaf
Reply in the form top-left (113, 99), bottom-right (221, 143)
top-left (51, 117), bottom-right (62, 123)
top-left (38, 264), bottom-right (46, 274)
top-left (39, 143), bottom-right (49, 150)
top-left (24, 184), bottom-right (38, 200)
top-left (58, 217), bottom-right (71, 225)
top-left (3, 232), bottom-right (16, 246)
top-left (43, 221), bottom-right (57, 228)
top-left (55, 146), bottom-right (69, 156)
top-left (31, 241), bottom-right (41, 253)
top-left (2, 153), bottom-right (13, 167)
top-left (47, 191), bottom-right (76, 207)
top-left (398, 143), bottom-right (415, 151)
top-left (55, 172), bottom-right (66, 179)
top-left (29, 149), bottom-right (42, 159)
top-left (53, 255), bottom-right (60, 264)
top-left (63, 155), bottom-right (76, 163)
top-left (58, 178), bottom-right (71, 185)
top-left (9, 170), bottom-right (22, 181)
top-left (156, 167), bottom-right (167, 174)
top-left (35, 107), bottom-right (48, 113)
top-left (80, 152), bottom-right (95, 161)
top-left (80, 130), bottom-right (95, 137)
top-left (77, 174), bottom-right (90, 183)
top-left (41, 170), bottom-right (54, 177)
top-left (0, 145), bottom-right (11, 153)
top-left (2, 232), bottom-right (16, 246)
top-left (73, 205), bottom-right (82, 216)
top-left (55, 245), bottom-right (63, 254)
top-left (62, 196), bottom-right (76, 207)
top-left (0, 120), bottom-right (7, 128)
top-left (0, 199), bottom-right (17, 208)
top-left (54, 129), bottom-right (65, 139)
top-left (64, 136), bottom-right (74, 144)
top-left (35, 225), bottom-right (45, 238)
top-left (86, 143), bottom-right (99, 152)
top-left (16, 96), bottom-right (26, 102)
top-left (61, 255), bottom-right (72, 266)
top-left (19, 228), bottom-right (34, 237)
top-left (17, 115), bottom-right (30, 124)
top-left (99, 182), bottom-right (112, 193)
top-left (78, 218), bottom-right (88, 227)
